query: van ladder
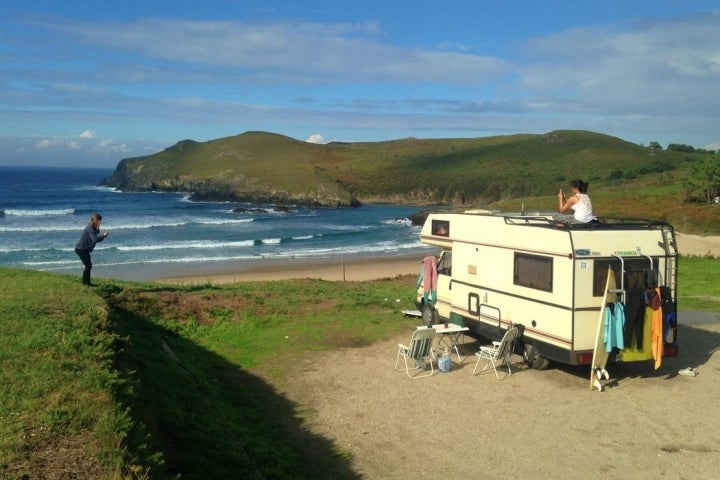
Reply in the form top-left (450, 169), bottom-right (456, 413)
top-left (661, 225), bottom-right (678, 298)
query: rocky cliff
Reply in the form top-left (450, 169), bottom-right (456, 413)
top-left (100, 133), bottom-right (361, 207)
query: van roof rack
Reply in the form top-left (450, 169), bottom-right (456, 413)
top-left (500, 214), bottom-right (673, 231)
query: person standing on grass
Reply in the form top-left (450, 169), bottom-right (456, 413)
top-left (74, 213), bottom-right (109, 286)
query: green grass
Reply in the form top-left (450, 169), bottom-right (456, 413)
top-left (1, 271), bottom-right (419, 479)
top-left (677, 256), bottom-right (720, 311)
top-left (1, 258), bottom-right (717, 478)
top-left (0, 269), bottom-right (139, 478)
top-left (102, 277), bottom-right (421, 479)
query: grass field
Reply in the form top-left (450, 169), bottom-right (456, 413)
top-left (1, 256), bottom-right (718, 478)
top-left (0, 269), bottom-right (133, 478)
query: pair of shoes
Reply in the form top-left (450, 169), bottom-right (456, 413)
top-left (678, 367), bottom-right (698, 377)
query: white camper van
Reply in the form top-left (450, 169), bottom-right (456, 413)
top-left (416, 210), bottom-right (679, 369)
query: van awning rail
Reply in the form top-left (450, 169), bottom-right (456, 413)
top-left (501, 214), bottom-right (674, 231)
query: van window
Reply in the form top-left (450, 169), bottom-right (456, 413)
top-left (437, 251), bottom-right (452, 276)
top-left (514, 253), bottom-right (553, 292)
top-left (432, 220), bottom-right (449, 236)
top-left (593, 258), bottom-right (659, 296)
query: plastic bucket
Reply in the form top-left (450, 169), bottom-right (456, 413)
top-left (438, 355), bottom-right (452, 373)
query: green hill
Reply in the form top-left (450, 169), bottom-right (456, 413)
top-left (101, 130), bottom-right (720, 233)
top-left (102, 131), bottom-right (360, 207)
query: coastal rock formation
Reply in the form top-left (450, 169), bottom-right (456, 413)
top-left (101, 163), bottom-right (360, 207)
top-left (100, 133), bottom-right (361, 207)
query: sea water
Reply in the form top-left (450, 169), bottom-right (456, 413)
top-left (0, 166), bottom-right (433, 281)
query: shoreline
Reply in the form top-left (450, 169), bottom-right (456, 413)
top-left (157, 254), bottom-right (425, 284)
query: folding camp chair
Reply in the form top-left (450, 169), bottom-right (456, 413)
top-left (473, 327), bottom-right (519, 380)
top-left (395, 328), bottom-right (436, 379)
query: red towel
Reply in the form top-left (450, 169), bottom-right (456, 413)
top-left (422, 255), bottom-right (437, 294)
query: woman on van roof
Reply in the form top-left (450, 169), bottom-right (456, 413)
top-left (553, 179), bottom-right (596, 224)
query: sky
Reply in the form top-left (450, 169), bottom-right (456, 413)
top-left (1, 0), bottom-right (719, 168)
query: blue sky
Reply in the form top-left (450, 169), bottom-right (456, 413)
top-left (2, 0), bottom-right (719, 167)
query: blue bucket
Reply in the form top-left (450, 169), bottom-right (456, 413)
top-left (438, 355), bottom-right (452, 373)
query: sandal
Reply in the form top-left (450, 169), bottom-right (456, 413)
top-left (678, 367), bottom-right (698, 377)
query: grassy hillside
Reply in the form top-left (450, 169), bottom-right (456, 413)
top-left (0, 269), bottom-right (139, 478)
top-left (0, 269), bottom-right (420, 479)
top-left (103, 130), bottom-right (720, 233)
top-left (1, 258), bottom-right (718, 478)
top-left (320, 131), bottom-right (652, 198)
top-left (108, 130), bottom-right (666, 201)
top-left (103, 131), bottom-right (357, 206)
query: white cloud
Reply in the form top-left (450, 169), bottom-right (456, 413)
top-left (93, 139), bottom-right (128, 154)
top-left (706, 141), bottom-right (720, 151)
top-left (306, 134), bottom-right (325, 144)
top-left (80, 130), bottom-right (96, 138)
top-left (28, 134), bottom-right (129, 159)
top-left (35, 139), bottom-right (52, 149)
top-left (49, 19), bottom-right (508, 84)
top-left (0, 134), bottom-right (158, 167)
top-left (518, 13), bottom-right (720, 118)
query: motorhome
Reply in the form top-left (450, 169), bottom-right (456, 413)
top-left (416, 210), bottom-right (679, 369)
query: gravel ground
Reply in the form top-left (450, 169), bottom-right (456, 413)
top-left (275, 315), bottom-right (720, 479)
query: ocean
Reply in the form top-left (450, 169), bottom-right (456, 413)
top-left (0, 166), bottom-right (433, 281)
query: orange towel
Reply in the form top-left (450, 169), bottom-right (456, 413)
top-left (650, 287), bottom-right (663, 370)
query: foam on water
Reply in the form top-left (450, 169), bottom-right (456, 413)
top-left (0, 166), bottom-right (433, 280)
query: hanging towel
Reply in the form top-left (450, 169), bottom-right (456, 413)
top-left (649, 287), bottom-right (663, 370)
top-left (422, 255), bottom-right (438, 305)
top-left (604, 301), bottom-right (625, 353)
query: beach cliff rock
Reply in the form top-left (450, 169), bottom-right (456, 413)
top-left (100, 133), bottom-right (361, 207)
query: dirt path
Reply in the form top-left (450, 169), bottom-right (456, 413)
top-left (675, 233), bottom-right (720, 257)
top-left (275, 318), bottom-right (720, 479)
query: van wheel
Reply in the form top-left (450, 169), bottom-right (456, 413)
top-left (523, 343), bottom-right (551, 370)
top-left (421, 304), bottom-right (437, 326)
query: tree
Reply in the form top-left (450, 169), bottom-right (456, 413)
top-left (688, 154), bottom-right (720, 203)
top-left (667, 143), bottom-right (695, 153)
top-left (649, 141), bottom-right (662, 150)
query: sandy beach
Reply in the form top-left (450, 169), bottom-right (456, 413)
top-left (160, 233), bottom-right (720, 284)
top-left (160, 255), bottom-right (425, 284)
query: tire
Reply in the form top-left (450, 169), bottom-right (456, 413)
top-left (421, 304), bottom-right (438, 326)
top-left (523, 343), bottom-right (551, 370)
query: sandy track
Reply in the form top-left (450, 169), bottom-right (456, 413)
top-left (275, 318), bottom-right (720, 479)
